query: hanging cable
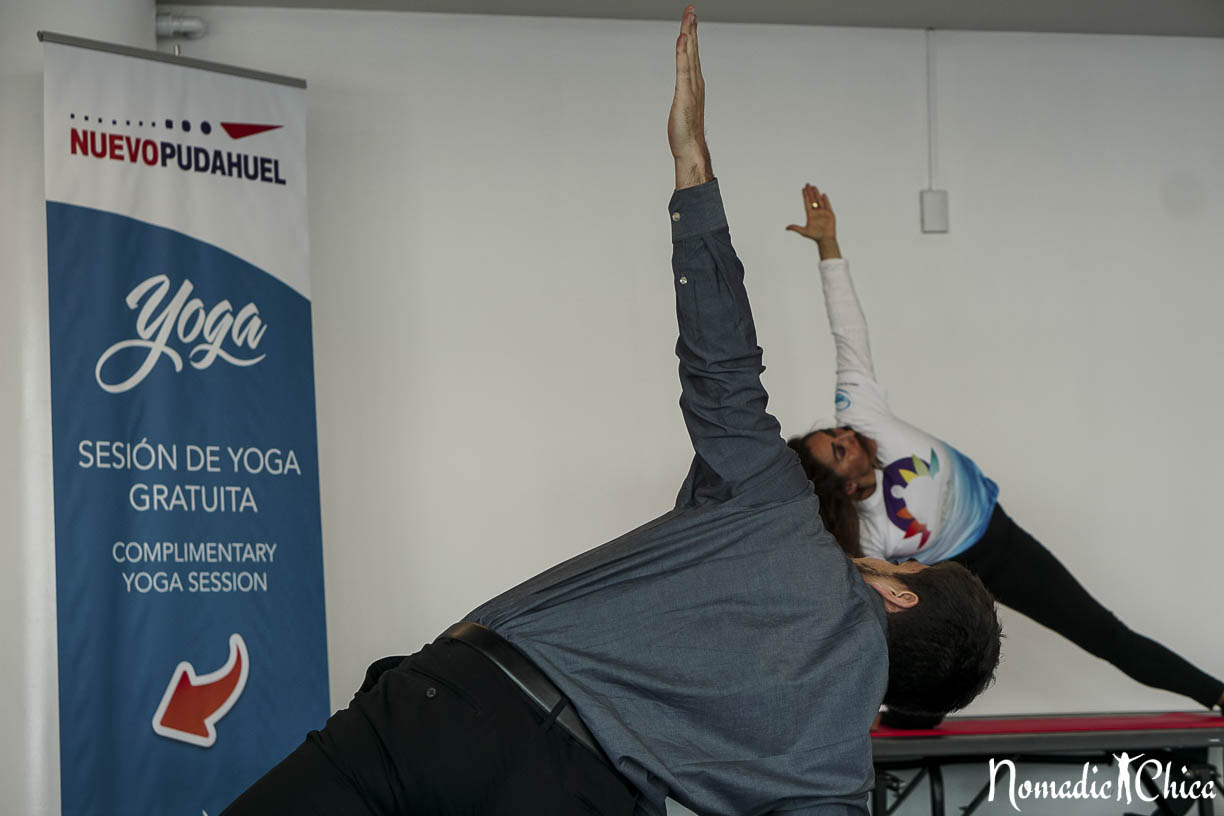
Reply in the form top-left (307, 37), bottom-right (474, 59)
top-left (925, 27), bottom-right (937, 192)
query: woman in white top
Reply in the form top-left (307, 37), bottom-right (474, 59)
top-left (785, 184), bottom-right (1224, 727)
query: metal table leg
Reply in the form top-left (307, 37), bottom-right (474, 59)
top-left (927, 763), bottom-right (945, 816)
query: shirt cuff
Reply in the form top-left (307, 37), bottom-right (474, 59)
top-left (667, 178), bottom-right (727, 241)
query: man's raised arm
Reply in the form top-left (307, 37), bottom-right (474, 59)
top-left (668, 8), bottom-right (807, 506)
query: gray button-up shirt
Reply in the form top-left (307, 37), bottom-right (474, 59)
top-left (470, 179), bottom-right (887, 816)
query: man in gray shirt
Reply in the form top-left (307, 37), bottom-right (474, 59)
top-left (222, 7), bottom-right (1001, 816)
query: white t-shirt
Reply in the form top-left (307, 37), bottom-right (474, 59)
top-left (820, 259), bottom-right (998, 564)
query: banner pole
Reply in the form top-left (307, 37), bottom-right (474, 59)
top-left (37, 31), bottom-right (306, 89)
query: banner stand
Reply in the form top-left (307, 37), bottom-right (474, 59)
top-left (42, 30), bottom-right (327, 816)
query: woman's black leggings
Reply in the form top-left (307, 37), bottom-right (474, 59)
top-left (952, 503), bottom-right (1223, 709)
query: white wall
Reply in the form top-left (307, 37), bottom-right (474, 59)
top-left (8, 2), bottom-right (1222, 812)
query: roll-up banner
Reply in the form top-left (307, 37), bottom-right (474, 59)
top-left (40, 34), bottom-right (327, 815)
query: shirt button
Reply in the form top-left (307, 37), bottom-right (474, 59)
top-left (671, 212), bottom-right (681, 222)
top-left (425, 687), bottom-right (437, 699)
top-left (679, 276), bottom-right (688, 285)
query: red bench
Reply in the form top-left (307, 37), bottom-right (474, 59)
top-left (871, 711), bottom-right (1224, 815)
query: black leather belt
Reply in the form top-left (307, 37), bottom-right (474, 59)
top-left (441, 621), bottom-right (609, 764)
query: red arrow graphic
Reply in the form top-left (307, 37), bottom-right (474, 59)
top-left (152, 633), bottom-right (249, 748)
top-left (220, 122), bottom-right (282, 140)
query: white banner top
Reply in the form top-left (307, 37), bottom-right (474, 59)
top-left (42, 36), bottom-right (311, 298)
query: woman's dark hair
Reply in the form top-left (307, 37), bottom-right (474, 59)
top-left (880, 561), bottom-right (1002, 715)
top-left (787, 433), bottom-right (862, 558)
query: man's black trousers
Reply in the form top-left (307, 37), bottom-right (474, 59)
top-left (220, 636), bottom-right (640, 815)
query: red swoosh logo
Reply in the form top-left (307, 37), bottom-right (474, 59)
top-left (152, 634), bottom-right (249, 748)
top-left (220, 122), bottom-right (282, 140)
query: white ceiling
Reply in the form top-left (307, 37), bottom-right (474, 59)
top-left (160, 0), bottom-right (1224, 38)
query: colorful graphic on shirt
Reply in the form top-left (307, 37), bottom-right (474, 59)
top-left (882, 450), bottom-right (940, 548)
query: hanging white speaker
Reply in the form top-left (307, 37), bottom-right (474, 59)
top-left (920, 189), bottom-right (949, 233)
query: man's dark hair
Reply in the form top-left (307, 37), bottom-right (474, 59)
top-left (877, 706), bottom-right (946, 730)
top-left (786, 434), bottom-right (862, 557)
top-left (881, 562), bottom-right (1002, 714)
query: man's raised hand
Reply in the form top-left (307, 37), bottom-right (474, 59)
top-left (669, 5), bottom-right (713, 189)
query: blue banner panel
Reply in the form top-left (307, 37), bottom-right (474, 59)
top-left (47, 202), bottom-right (328, 815)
